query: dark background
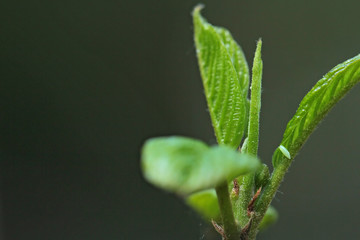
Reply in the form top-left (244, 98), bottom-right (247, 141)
top-left (1, 0), bottom-right (359, 239)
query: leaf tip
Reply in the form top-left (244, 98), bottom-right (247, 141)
top-left (255, 39), bottom-right (263, 56)
top-left (192, 4), bottom-right (205, 16)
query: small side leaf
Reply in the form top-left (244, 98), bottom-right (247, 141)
top-left (186, 189), bottom-right (220, 221)
top-left (259, 206), bottom-right (278, 231)
top-left (141, 136), bottom-right (260, 195)
top-left (193, 6), bottom-right (248, 149)
top-left (273, 54), bottom-right (360, 168)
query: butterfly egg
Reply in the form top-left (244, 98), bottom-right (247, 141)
top-left (279, 145), bottom-right (291, 159)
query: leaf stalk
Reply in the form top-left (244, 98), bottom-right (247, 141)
top-left (215, 182), bottom-right (240, 240)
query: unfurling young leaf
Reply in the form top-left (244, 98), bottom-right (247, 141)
top-left (141, 136), bottom-right (260, 195)
top-left (273, 54), bottom-right (360, 168)
top-left (234, 40), bottom-right (263, 228)
top-left (247, 39), bottom-right (263, 157)
top-left (193, 6), bottom-right (249, 149)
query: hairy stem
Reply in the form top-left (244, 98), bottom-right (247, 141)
top-left (215, 182), bottom-right (240, 240)
top-left (247, 164), bottom-right (286, 239)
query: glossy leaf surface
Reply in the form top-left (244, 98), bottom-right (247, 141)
top-left (273, 54), bottom-right (360, 167)
top-left (193, 6), bottom-right (248, 149)
top-left (141, 136), bottom-right (260, 195)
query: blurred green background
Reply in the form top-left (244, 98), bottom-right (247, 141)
top-left (1, 0), bottom-right (359, 239)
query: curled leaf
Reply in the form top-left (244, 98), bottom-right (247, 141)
top-left (141, 136), bottom-right (260, 195)
top-left (247, 39), bottom-right (263, 156)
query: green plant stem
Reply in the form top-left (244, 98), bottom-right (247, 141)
top-left (247, 163), bottom-right (287, 239)
top-left (238, 40), bottom-right (263, 227)
top-left (215, 182), bottom-right (240, 240)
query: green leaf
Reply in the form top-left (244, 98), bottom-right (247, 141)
top-left (214, 27), bottom-right (250, 98)
top-left (141, 136), bottom-right (260, 195)
top-left (247, 39), bottom-right (263, 156)
top-left (259, 206), bottom-right (278, 231)
top-left (236, 41), bottom-right (263, 227)
top-left (273, 54), bottom-right (360, 168)
top-left (186, 189), bottom-right (220, 221)
top-left (193, 6), bottom-right (249, 149)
